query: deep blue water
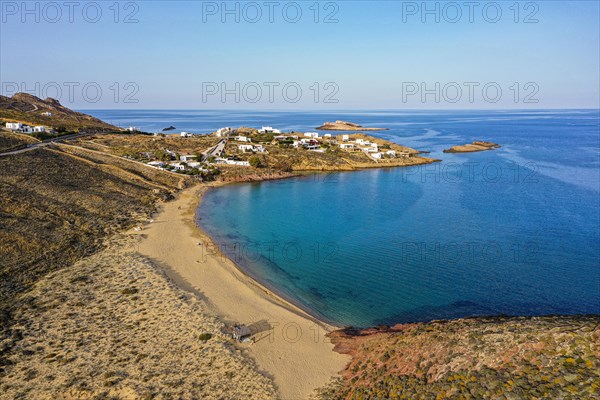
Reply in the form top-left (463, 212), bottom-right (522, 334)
top-left (88, 109), bottom-right (600, 327)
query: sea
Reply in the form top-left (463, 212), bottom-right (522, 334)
top-left (87, 109), bottom-right (600, 327)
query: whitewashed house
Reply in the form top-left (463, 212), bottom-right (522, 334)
top-left (258, 126), bottom-right (281, 134)
top-left (238, 144), bottom-right (255, 152)
top-left (304, 132), bottom-right (320, 139)
top-left (386, 150), bottom-right (397, 157)
top-left (33, 126), bottom-right (47, 133)
top-left (41, 112), bottom-right (52, 117)
top-left (6, 122), bottom-right (23, 131)
top-left (127, 126), bottom-right (139, 132)
top-left (170, 163), bottom-right (186, 171)
top-left (186, 161), bottom-right (202, 169)
top-left (323, 134), bottom-right (332, 138)
top-left (180, 132), bottom-right (193, 137)
top-left (300, 138), bottom-right (319, 150)
top-left (235, 136), bottom-right (252, 142)
top-left (180, 154), bottom-right (198, 162)
top-left (22, 125), bottom-right (33, 133)
top-left (227, 159), bottom-right (250, 166)
top-left (216, 127), bottom-right (234, 137)
top-left (342, 134), bottom-right (350, 142)
top-left (147, 161), bottom-right (165, 168)
top-left (371, 152), bottom-right (383, 159)
top-left (339, 143), bottom-right (355, 150)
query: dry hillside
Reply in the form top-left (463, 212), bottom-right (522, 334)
top-left (319, 316), bottom-right (600, 399)
top-left (0, 93), bottom-right (120, 132)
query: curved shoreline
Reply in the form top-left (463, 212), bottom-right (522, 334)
top-left (133, 183), bottom-right (349, 400)
top-left (195, 183), bottom-right (344, 329)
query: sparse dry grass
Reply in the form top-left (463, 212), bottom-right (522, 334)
top-left (76, 134), bottom-right (221, 159)
top-left (0, 131), bottom-right (39, 152)
top-left (0, 236), bottom-right (276, 399)
top-left (0, 145), bottom-right (277, 399)
top-left (0, 147), bottom-right (183, 375)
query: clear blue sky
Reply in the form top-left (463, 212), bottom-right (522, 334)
top-left (1, 1), bottom-right (599, 109)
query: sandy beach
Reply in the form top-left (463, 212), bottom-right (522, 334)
top-left (134, 184), bottom-right (349, 400)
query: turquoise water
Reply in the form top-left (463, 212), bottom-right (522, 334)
top-left (90, 110), bottom-right (600, 327)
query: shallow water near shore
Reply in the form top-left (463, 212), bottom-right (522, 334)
top-left (90, 109), bottom-right (600, 327)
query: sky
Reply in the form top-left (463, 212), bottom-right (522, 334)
top-left (1, 0), bottom-right (599, 109)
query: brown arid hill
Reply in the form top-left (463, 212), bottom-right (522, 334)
top-left (316, 120), bottom-right (389, 131)
top-left (444, 141), bottom-right (501, 153)
top-left (0, 93), bottom-right (121, 132)
top-left (317, 316), bottom-right (600, 399)
top-left (0, 146), bottom-right (191, 369)
top-left (0, 237), bottom-right (276, 399)
top-left (0, 131), bottom-right (39, 152)
top-left (0, 147), bottom-right (277, 398)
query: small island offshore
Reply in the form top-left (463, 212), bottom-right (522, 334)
top-left (316, 120), bottom-right (389, 131)
top-left (1, 94), bottom-right (597, 400)
top-left (444, 141), bottom-right (501, 153)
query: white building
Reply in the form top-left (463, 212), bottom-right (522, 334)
top-left (238, 144), bottom-right (255, 152)
top-left (300, 138), bottom-right (319, 150)
top-left (304, 132), bottom-right (320, 139)
top-left (274, 135), bottom-right (299, 141)
top-left (342, 134), bottom-right (350, 142)
top-left (127, 126), bottom-right (139, 132)
top-left (235, 136), bottom-right (252, 142)
top-left (180, 132), bottom-right (193, 137)
top-left (33, 126), bottom-right (47, 133)
top-left (386, 150), bottom-right (397, 157)
top-left (371, 152), bottom-right (383, 159)
top-left (180, 154), bottom-right (198, 162)
top-left (231, 160), bottom-right (250, 166)
top-left (258, 126), bottom-right (281, 134)
top-left (147, 161), bottom-right (165, 168)
top-left (323, 134), bottom-right (332, 138)
top-left (22, 126), bottom-right (33, 133)
top-left (186, 161), bottom-right (202, 169)
top-left (339, 143), bottom-right (355, 150)
top-left (214, 158), bottom-right (251, 167)
top-left (41, 112), bottom-right (52, 117)
top-left (170, 163), bottom-right (186, 171)
top-left (216, 127), bottom-right (234, 137)
top-left (6, 122), bottom-right (23, 130)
